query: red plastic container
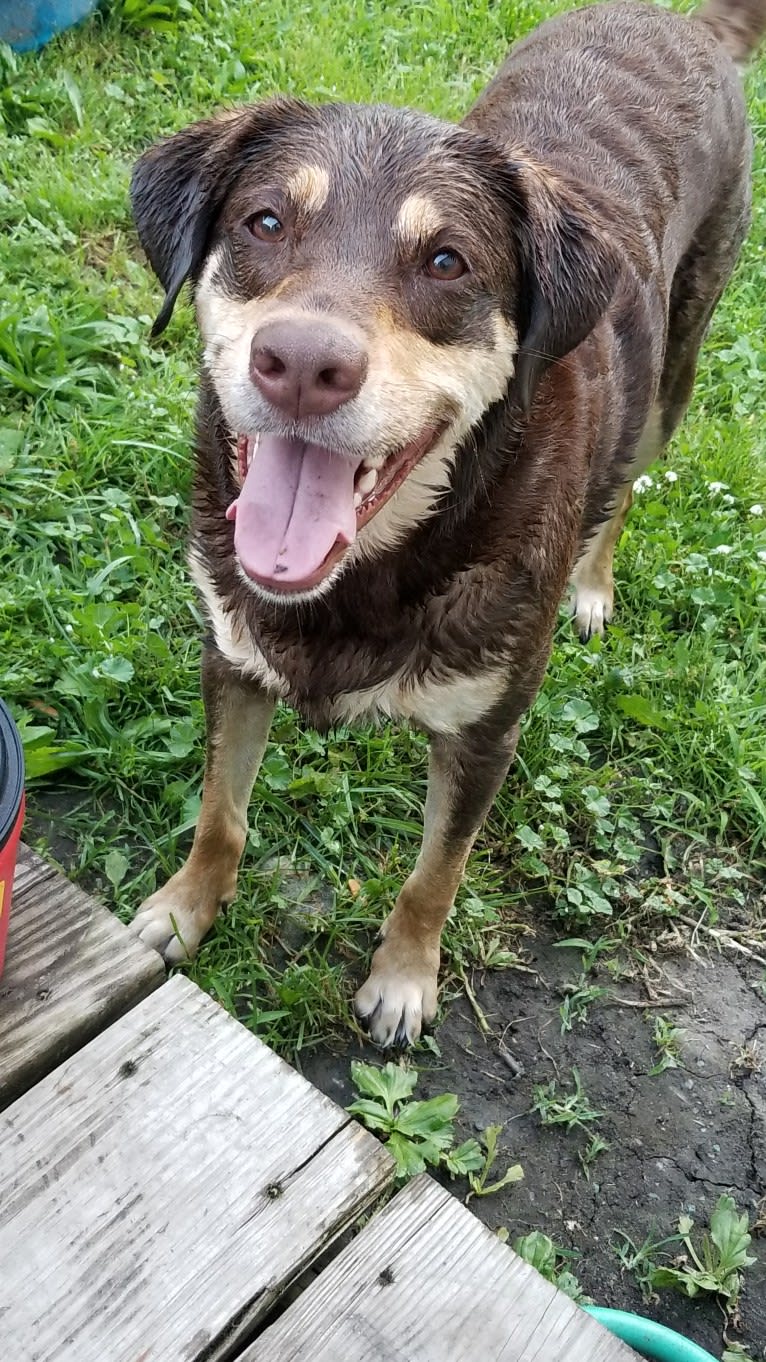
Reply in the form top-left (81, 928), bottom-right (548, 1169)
top-left (0, 701), bottom-right (25, 979)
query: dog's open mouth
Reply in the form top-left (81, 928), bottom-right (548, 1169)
top-left (225, 426), bottom-right (444, 593)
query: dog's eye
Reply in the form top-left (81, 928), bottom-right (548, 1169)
top-left (247, 211), bottom-right (285, 242)
top-left (425, 248), bottom-right (467, 281)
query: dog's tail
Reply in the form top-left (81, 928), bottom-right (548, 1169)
top-left (697, 0), bottom-right (766, 62)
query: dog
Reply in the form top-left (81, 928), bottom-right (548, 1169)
top-left (129, 0), bottom-right (765, 1046)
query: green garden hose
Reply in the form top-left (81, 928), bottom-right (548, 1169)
top-left (584, 1307), bottom-right (719, 1362)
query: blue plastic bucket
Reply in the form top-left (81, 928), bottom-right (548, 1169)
top-left (0, 0), bottom-right (98, 52)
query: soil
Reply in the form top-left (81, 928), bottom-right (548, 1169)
top-left (301, 936), bottom-right (766, 1360)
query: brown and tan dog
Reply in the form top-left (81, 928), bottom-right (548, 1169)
top-left (130, 0), bottom-right (765, 1045)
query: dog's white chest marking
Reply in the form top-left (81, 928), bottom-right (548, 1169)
top-left (190, 552), bottom-right (506, 736)
top-left (333, 667), bottom-right (507, 734)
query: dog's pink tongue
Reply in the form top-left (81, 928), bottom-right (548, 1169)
top-left (231, 435), bottom-right (360, 587)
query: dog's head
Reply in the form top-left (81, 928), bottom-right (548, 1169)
top-left (132, 98), bottom-right (619, 601)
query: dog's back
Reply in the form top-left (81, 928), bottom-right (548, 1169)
top-left (467, 1), bottom-right (751, 272)
top-left (465, 0), bottom-right (760, 602)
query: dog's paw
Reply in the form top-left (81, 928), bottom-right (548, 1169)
top-left (571, 581), bottom-right (613, 642)
top-left (354, 939), bottom-right (439, 1047)
top-left (129, 883), bottom-right (216, 965)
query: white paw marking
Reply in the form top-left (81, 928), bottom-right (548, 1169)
top-left (571, 583), bottom-right (613, 641)
top-left (129, 894), bottom-right (208, 965)
top-left (355, 955), bottom-right (439, 1048)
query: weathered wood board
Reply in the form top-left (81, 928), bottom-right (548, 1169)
top-left (0, 973), bottom-right (394, 1362)
top-left (248, 1174), bottom-right (641, 1361)
top-left (0, 844), bottom-right (164, 1107)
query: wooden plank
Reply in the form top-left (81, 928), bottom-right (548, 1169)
top-left (0, 974), bottom-right (394, 1362)
top-left (0, 844), bottom-right (165, 1107)
top-left (248, 1175), bottom-right (641, 1362)
top-left (7, 842), bottom-right (58, 898)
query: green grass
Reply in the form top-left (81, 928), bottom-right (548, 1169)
top-left (1, 0), bottom-right (765, 1057)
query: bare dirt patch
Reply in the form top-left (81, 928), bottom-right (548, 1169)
top-left (302, 937), bottom-right (766, 1358)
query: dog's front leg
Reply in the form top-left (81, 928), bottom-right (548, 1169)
top-left (131, 646), bottom-right (275, 963)
top-left (355, 720), bottom-right (520, 1047)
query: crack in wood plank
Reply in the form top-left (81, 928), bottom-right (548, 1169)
top-left (246, 1175), bottom-right (642, 1361)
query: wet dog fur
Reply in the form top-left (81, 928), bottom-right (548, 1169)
top-left (130, 0), bottom-right (764, 1045)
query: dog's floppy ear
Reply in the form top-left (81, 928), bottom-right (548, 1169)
top-left (505, 163), bottom-right (622, 413)
top-left (131, 98), bottom-right (310, 337)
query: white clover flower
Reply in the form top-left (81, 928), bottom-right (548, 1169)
top-left (722, 494), bottom-right (736, 505)
top-left (708, 481), bottom-right (729, 493)
top-left (664, 470), bottom-right (678, 483)
top-left (633, 474), bottom-right (654, 493)
top-left (711, 544), bottom-right (733, 555)
top-left (749, 504), bottom-right (764, 516)
top-left (758, 550), bottom-right (766, 564)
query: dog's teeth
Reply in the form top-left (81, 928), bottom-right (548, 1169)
top-left (357, 468), bottom-right (378, 496)
top-left (354, 491), bottom-right (363, 510)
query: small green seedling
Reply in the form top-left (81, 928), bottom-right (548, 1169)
top-left (532, 1067), bottom-right (603, 1132)
top-left (648, 1015), bottom-right (683, 1075)
top-left (514, 1231), bottom-right (592, 1304)
top-left (559, 976), bottom-right (610, 1033)
top-left (649, 1196), bottom-right (757, 1316)
top-left (532, 1068), bottom-right (606, 1176)
top-left (347, 1060), bottom-right (461, 1179)
top-left (579, 1133), bottom-right (610, 1178)
top-left (348, 1062), bottom-right (522, 1194)
top-left (465, 1124), bottom-right (524, 1201)
top-left (613, 1227), bottom-right (684, 1300)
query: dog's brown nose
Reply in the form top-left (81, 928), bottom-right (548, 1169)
top-left (250, 320), bottom-right (368, 419)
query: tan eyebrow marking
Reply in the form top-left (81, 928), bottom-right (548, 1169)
top-left (394, 194), bottom-right (442, 247)
top-left (284, 164), bottom-right (330, 214)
